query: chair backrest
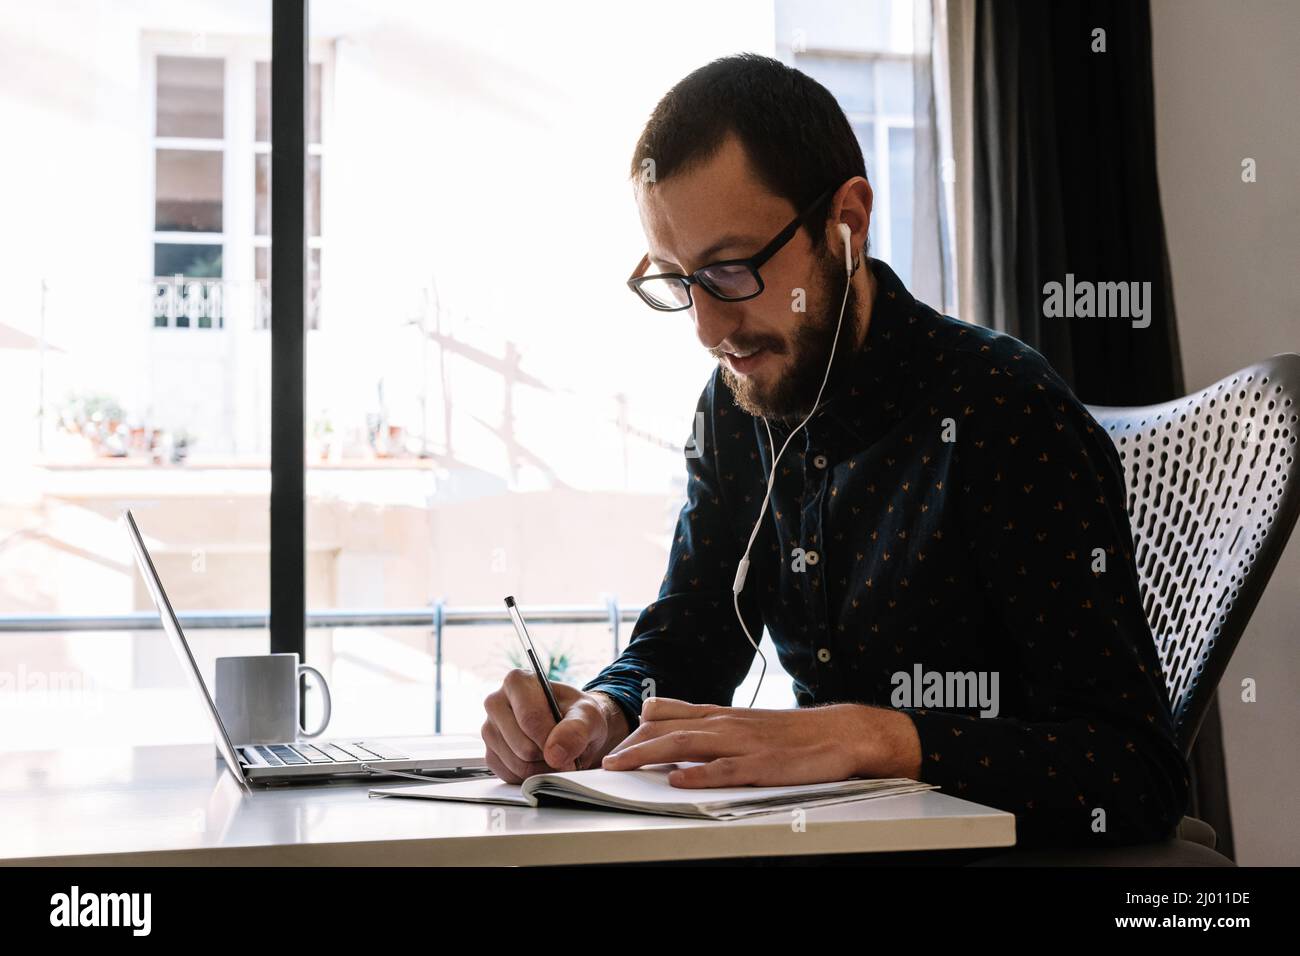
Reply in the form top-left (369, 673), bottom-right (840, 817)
top-left (1086, 354), bottom-right (1300, 757)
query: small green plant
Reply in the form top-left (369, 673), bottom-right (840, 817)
top-left (311, 412), bottom-right (335, 441)
top-left (506, 642), bottom-right (574, 684)
top-left (56, 391), bottom-right (125, 432)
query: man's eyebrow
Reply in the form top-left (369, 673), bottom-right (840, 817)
top-left (649, 233), bottom-right (761, 273)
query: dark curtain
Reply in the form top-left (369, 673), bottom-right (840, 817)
top-left (969, 0), bottom-right (1233, 858)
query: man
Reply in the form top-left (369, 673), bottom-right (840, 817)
top-left (481, 53), bottom-right (1189, 849)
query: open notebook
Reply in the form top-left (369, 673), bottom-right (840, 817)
top-left (369, 763), bottom-right (937, 820)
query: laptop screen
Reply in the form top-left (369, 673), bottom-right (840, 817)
top-left (123, 509), bottom-right (250, 792)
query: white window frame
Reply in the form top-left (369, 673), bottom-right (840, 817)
top-left (142, 33), bottom-right (331, 333)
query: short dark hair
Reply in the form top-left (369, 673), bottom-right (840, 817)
top-left (629, 53), bottom-right (867, 251)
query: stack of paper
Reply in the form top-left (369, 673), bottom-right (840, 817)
top-left (371, 763), bottom-right (936, 820)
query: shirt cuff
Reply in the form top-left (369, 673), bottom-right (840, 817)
top-left (895, 707), bottom-right (982, 792)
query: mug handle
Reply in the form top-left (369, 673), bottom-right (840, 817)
top-left (297, 664), bottom-right (332, 738)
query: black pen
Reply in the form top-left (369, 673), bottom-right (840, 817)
top-left (503, 596), bottom-right (577, 770)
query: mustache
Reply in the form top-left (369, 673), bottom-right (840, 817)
top-left (708, 336), bottom-right (789, 361)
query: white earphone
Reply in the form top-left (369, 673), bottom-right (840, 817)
top-left (732, 221), bottom-right (858, 706)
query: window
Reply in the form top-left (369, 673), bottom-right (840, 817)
top-left (152, 56), bottom-right (226, 329)
top-left (150, 54), bottom-right (325, 333)
top-left (2, 1), bottom-right (925, 752)
top-left (793, 53), bottom-right (915, 284)
top-left (776, 0), bottom-right (918, 285)
top-left (0, 3), bottom-right (275, 755)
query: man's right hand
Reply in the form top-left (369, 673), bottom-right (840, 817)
top-left (481, 672), bottom-right (631, 783)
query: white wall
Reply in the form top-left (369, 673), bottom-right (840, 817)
top-left (1152, 0), bottom-right (1300, 865)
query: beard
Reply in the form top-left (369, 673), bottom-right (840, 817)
top-left (716, 254), bottom-right (858, 424)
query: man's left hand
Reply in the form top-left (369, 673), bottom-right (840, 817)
top-left (600, 697), bottom-right (922, 787)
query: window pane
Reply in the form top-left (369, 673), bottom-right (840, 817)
top-left (255, 62), bottom-right (267, 141)
top-left (793, 53), bottom-right (873, 114)
top-left (888, 125), bottom-right (914, 285)
top-left (304, 1), bottom-right (800, 730)
top-left (776, 0), bottom-right (912, 56)
top-left (879, 57), bottom-right (913, 115)
top-left (0, 629), bottom-right (269, 751)
top-left (851, 119), bottom-right (874, 173)
top-left (155, 149), bottom-right (223, 232)
top-left (255, 154), bottom-right (268, 235)
top-left (156, 55), bottom-right (224, 138)
top-left (255, 153), bottom-right (319, 237)
top-left (154, 242), bottom-right (223, 278)
top-left (3, 4), bottom-right (276, 755)
top-left (309, 154), bottom-right (321, 237)
top-left (255, 61), bottom-right (322, 143)
top-left (851, 120), bottom-right (877, 251)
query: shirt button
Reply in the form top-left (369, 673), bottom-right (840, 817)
top-left (805, 549), bottom-right (820, 565)
top-left (817, 648), bottom-right (831, 663)
top-left (813, 454), bottom-right (829, 470)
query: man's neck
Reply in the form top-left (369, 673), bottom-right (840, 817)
top-left (852, 260), bottom-right (877, 352)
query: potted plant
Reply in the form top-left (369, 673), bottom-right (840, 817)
top-left (505, 641), bottom-right (575, 684)
top-left (310, 413), bottom-right (335, 462)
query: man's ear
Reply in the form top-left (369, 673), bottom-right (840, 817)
top-left (827, 176), bottom-right (874, 261)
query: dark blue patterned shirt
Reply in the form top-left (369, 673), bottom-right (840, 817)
top-left (584, 258), bottom-right (1190, 848)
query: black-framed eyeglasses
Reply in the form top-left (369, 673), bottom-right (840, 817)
top-left (627, 186), bottom-right (835, 312)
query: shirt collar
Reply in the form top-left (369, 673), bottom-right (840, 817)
top-left (826, 256), bottom-right (913, 404)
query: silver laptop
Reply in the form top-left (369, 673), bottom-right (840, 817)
top-left (123, 508), bottom-right (489, 789)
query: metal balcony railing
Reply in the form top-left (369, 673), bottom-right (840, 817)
top-left (150, 275), bottom-right (322, 330)
top-left (0, 600), bottom-right (643, 733)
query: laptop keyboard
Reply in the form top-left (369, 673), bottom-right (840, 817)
top-left (251, 741), bottom-right (407, 767)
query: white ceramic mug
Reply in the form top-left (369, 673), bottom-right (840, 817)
top-left (214, 653), bottom-right (331, 745)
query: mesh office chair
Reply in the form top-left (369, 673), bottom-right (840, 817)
top-left (976, 355), bottom-right (1300, 866)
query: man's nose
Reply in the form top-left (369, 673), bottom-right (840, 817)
top-left (691, 292), bottom-right (741, 351)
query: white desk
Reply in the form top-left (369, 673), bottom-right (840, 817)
top-left (0, 738), bottom-right (1016, 865)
